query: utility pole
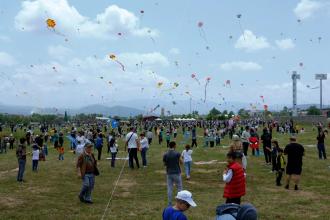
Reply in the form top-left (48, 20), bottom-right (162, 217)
top-left (292, 71), bottom-right (300, 117)
top-left (315, 74), bottom-right (327, 112)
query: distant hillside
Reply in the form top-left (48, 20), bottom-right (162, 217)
top-left (0, 104), bottom-right (144, 117)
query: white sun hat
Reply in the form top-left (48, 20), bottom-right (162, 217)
top-left (176, 190), bottom-right (197, 207)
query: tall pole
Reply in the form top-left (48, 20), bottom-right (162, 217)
top-left (320, 79), bottom-right (322, 111)
top-left (292, 71), bottom-right (300, 117)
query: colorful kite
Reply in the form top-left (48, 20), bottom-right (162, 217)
top-left (109, 54), bottom-right (125, 71)
top-left (197, 21), bottom-right (208, 43)
top-left (191, 73), bottom-right (201, 85)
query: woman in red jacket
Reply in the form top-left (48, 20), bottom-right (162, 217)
top-left (222, 151), bottom-right (246, 204)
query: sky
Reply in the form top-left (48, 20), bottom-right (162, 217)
top-left (0, 0), bottom-right (330, 113)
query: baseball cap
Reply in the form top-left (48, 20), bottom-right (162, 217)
top-left (176, 190), bottom-right (197, 207)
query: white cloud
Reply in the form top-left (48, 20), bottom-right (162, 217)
top-left (48, 45), bottom-right (73, 61)
top-left (275, 38), bottom-right (295, 50)
top-left (14, 0), bottom-right (158, 39)
top-left (235, 30), bottom-right (270, 52)
top-left (0, 52), bottom-right (16, 66)
top-left (220, 61), bottom-right (262, 71)
top-left (0, 35), bottom-right (11, 42)
top-left (294, 0), bottom-right (323, 20)
top-left (169, 48), bottom-right (180, 55)
top-left (119, 52), bottom-right (170, 67)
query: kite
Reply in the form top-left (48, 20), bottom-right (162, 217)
top-left (147, 29), bottom-right (155, 43)
top-left (46, 18), bottom-right (65, 37)
top-left (263, 105), bottom-right (268, 111)
top-left (150, 104), bottom-right (160, 113)
top-left (52, 66), bottom-right (57, 72)
top-left (191, 73), bottom-right (201, 85)
top-left (299, 62), bottom-right (303, 67)
top-left (157, 82), bottom-right (163, 88)
top-left (203, 77), bottom-right (211, 103)
top-left (236, 14), bottom-right (245, 40)
top-left (197, 21), bottom-right (208, 43)
top-left (109, 54), bottom-right (125, 71)
top-left (225, 80), bottom-right (231, 87)
top-left (260, 95), bottom-right (264, 103)
top-left (172, 101), bottom-right (177, 105)
top-left (318, 37), bottom-right (322, 43)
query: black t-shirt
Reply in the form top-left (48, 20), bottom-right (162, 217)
top-left (317, 134), bottom-right (325, 144)
top-left (163, 150), bottom-right (181, 175)
top-left (284, 143), bottom-right (304, 166)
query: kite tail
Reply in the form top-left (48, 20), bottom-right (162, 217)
top-left (116, 60), bottom-right (125, 71)
top-left (238, 20), bottom-right (245, 40)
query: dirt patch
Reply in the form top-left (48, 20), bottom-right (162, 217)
top-left (26, 186), bottom-right (50, 194)
top-left (119, 191), bottom-right (131, 198)
top-left (0, 197), bottom-right (24, 208)
top-left (194, 168), bottom-right (219, 174)
top-left (118, 178), bottom-right (137, 188)
top-left (155, 170), bottom-right (166, 174)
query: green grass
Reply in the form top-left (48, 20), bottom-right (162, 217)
top-left (0, 125), bottom-right (329, 220)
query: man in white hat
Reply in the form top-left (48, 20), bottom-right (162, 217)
top-left (162, 190), bottom-right (197, 220)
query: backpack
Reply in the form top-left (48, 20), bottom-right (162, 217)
top-left (216, 203), bottom-right (257, 220)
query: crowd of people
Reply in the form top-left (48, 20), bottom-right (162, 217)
top-left (0, 118), bottom-right (328, 219)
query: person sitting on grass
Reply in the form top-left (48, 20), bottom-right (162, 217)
top-left (162, 190), bottom-right (197, 220)
top-left (223, 151), bottom-right (246, 205)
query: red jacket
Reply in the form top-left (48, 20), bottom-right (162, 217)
top-left (249, 136), bottom-right (259, 149)
top-left (223, 162), bottom-right (246, 199)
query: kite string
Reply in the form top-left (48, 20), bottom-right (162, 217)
top-left (100, 151), bottom-right (129, 220)
top-left (238, 20), bottom-right (245, 40)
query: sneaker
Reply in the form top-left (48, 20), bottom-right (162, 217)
top-left (294, 185), bottom-right (299, 191)
top-left (85, 200), bottom-right (93, 204)
top-left (285, 185), bottom-right (289, 189)
top-left (78, 195), bottom-right (85, 203)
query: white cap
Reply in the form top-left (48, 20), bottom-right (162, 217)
top-left (175, 190), bottom-right (197, 207)
top-left (232, 135), bottom-right (240, 141)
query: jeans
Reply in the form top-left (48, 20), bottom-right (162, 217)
top-left (128, 148), bottom-right (140, 169)
top-left (317, 143), bottom-right (327, 159)
top-left (32, 160), bottom-right (38, 171)
top-left (17, 159), bottom-right (26, 181)
top-left (58, 154), bottom-right (64, 160)
top-left (43, 146), bottom-right (48, 156)
top-left (111, 152), bottom-right (117, 167)
top-left (79, 174), bottom-right (95, 202)
top-left (252, 148), bottom-right (260, 156)
top-left (141, 148), bottom-right (148, 166)
top-left (184, 161), bottom-right (192, 177)
top-left (166, 174), bottom-right (182, 205)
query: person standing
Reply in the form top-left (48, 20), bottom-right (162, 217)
top-left (95, 133), bottom-right (103, 160)
top-left (32, 144), bottom-right (40, 171)
top-left (181, 144), bottom-right (193, 180)
top-left (275, 148), bottom-right (286, 186)
top-left (191, 126), bottom-right (197, 148)
top-left (261, 128), bottom-right (272, 164)
top-left (146, 129), bottom-right (153, 145)
top-left (163, 141), bottom-right (183, 206)
top-left (316, 129), bottom-right (327, 160)
top-left (110, 141), bottom-right (118, 168)
top-left (241, 126), bottom-right (251, 156)
top-left (284, 136), bottom-right (304, 190)
top-left (162, 190), bottom-right (197, 220)
top-left (77, 143), bottom-right (98, 204)
top-left (16, 138), bottom-right (27, 182)
top-left (125, 127), bottom-right (140, 169)
top-left (140, 133), bottom-right (149, 167)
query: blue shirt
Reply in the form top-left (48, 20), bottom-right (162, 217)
top-left (162, 206), bottom-right (187, 220)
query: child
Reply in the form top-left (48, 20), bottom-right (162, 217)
top-left (275, 148), bottom-right (286, 186)
top-left (271, 140), bottom-right (280, 172)
top-left (165, 130), bottom-right (171, 148)
top-left (32, 145), bottom-right (40, 172)
top-left (223, 151), bottom-right (246, 205)
top-left (58, 146), bottom-right (64, 160)
top-left (181, 144), bottom-right (193, 180)
top-left (110, 140), bottom-right (118, 167)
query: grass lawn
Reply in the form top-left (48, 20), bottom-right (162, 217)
top-left (0, 125), bottom-right (329, 220)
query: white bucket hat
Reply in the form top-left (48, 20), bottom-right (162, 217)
top-left (176, 190), bottom-right (197, 207)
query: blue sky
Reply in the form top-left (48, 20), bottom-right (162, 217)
top-left (0, 0), bottom-right (330, 113)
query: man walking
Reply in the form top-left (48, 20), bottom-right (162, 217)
top-left (241, 126), bottom-right (251, 156)
top-left (191, 126), bottom-right (197, 148)
top-left (163, 141), bottom-right (183, 205)
top-left (16, 138), bottom-right (27, 182)
top-left (125, 127), bottom-right (140, 169)
top-left (284, 136), bottom-right (304, 190)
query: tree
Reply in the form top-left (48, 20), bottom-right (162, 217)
top-left (238, 108), bottom-right (249, 119)
top-left (207, 107), bottom-right (221, 120)
top-left (307, 106), bottom-right (321, 115)
top-left (280, 106), bottom-right (290, 116)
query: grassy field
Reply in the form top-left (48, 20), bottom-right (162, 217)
top-left (0, 125), bottom-right (329, 220)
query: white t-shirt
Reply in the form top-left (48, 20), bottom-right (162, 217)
top-left (125, 132), bottom-right (138, 149)
top-left (140, 137), bottom-right (149, 149)
top-left (181, 149), bottom-right (193, 162)
top-left (32, 149), bottom-right (39, 160)
top-left (76, 144), bottom-right (84, 155)
top-left (110, 144), bottom-right (118, 153)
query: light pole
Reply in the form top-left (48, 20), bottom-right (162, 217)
top-left (292, 71), bottom-right (300, 117)
top-left (315, 74), bottom-right (327, 111)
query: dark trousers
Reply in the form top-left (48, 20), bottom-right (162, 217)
top-left (226, 197), bottom-right (241, 205)
top-left (276, 169), bottom-right (284, 185)
top-left (148, 138), bottom-right (152, 145)
top-left (242, 142), bottom-right (249, 156)
top-left (17, 159), bottom-right (26, 181)
top-left (210, 141), bottom-right (214, 148)
top-left (166, 140), bottom-right (170, 148)
top-left (271, 155), bottom-right (277, 171)
top-left (128, 148), bottom-right (140, 169)
top-left (96, 147), bottom-right (102, 160)
top-left (317, 143), bottom-right (327, 159)
top-left (191, 139), bottom-right (197, 147)
top-left (263, 146), bottom-right (271, 163)
top-left (10, 143), bottom-right (14, 149)
top-left (111, 152), bottom-right (117, 167)
top-left (252, 148), bottom-right (259, 156)
top-left (32, 160), bottom-right (38, 171)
